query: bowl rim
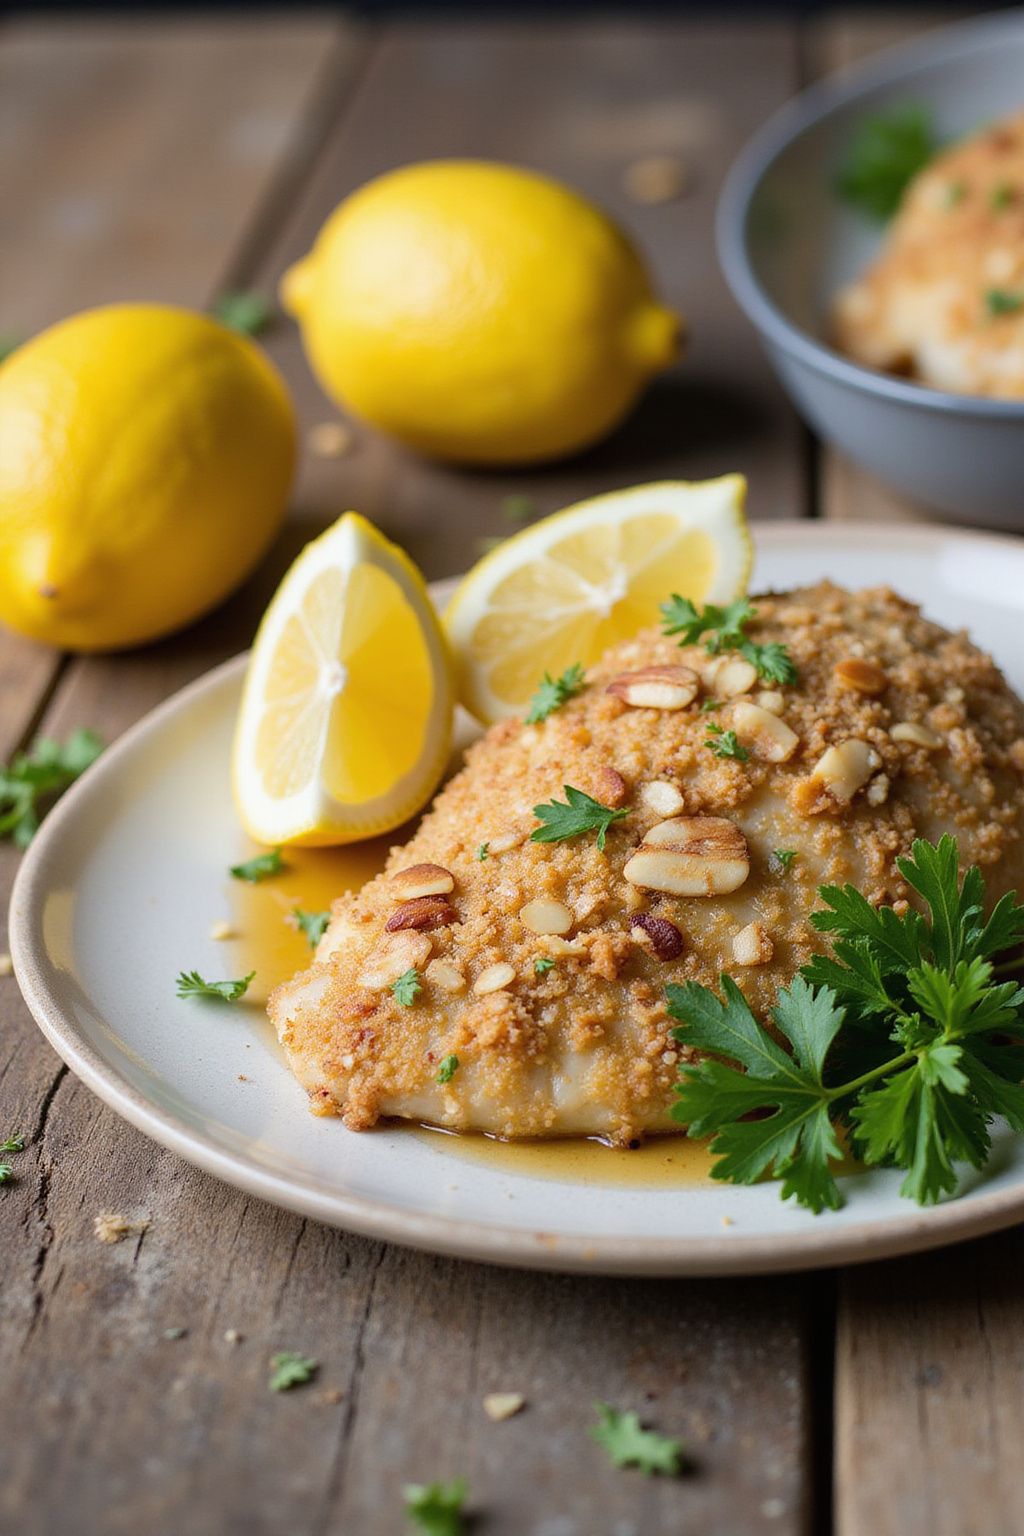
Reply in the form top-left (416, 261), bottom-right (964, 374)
top-left (716, 6), bottom-right (1024, 422)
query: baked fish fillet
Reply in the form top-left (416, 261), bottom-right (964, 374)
top-left (269, 582), bottom-right (1024, 1143)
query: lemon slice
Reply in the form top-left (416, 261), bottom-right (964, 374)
top-left (445, 476), bottom-right (752, 722)
top-left (233, 512), bottom-right (453, 845)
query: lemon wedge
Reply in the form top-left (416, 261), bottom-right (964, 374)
top-left (445, 476), bottom-right (752, 722)
top-left (233, 512), bottom-right (453, 845)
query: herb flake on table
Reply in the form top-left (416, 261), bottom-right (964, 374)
top-left (0, 727), bottom-right (104, 848)
top-left (292, 908), bottom-right (330, 948)
top-left (986, 288), bottom-right (1024, 317)
top-left (392, 968), bottom-right (422, 1007)
top-left (176, 970), bottom-right (255, 1002)
top-left (835, 104), bottom-right (937, 221)
top-left (670, 836), bottom-right (1024, 1213)
top-left (403, 1477), bottom-right (468, 1535)
top-left (0, 1135), bottom-right (25, 1153)
top-left (268, 1351), bottom-right (318, 1392)
top-left (660, 596), bottom-right (797, 685)
top-left (705, 724), bottom-right (749, 762)
top-left (230, 848), bottom-right (285, 883)
top-left (531, 784), bottom-right (629, 851)
top-left (212, 291), bottom-right (274, 337)
top-left (526, 663), bottom-right (586, 724)
top-left (436, 1054), bottom-right (459, 1084)
top-left (589, 1402), bottom-right (686, 1476)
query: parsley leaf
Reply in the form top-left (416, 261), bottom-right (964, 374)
top-left (705, 723), bottom-right (749, 762)
top-left (660, 596), bottom-right (797, 684)
top-left (212, 291), bottom-right (274, 336)
top-left (531, 784), bottom-right (630, 851)
top-left (268, 1351), bottom-right (318, 1391)
top-left (436, 1054), bottom-right (459, 1084)
top-left (230, 848), bottom-right (285, 883)
top-left (403, 1478), bottom-right (468, 1536)
top-left (0, 727), bottom-right (104, 847)
top-left (986, 288), bottom-right (1024, 317)
top-left (671, 836), bottom-right (1024, 1213)
top-left (836, 104), bottom-right (937, 221)
top-left (534, 955), bottom-right (555, 974)
top-left (292, 908), bottom-right (330, 948)
top-left (476, 843), bottom-right (489, 862)
top-left (392, 968), bottom-right (422, 1007)
top-left (176, 970), bottom-right (255, 1002)
top-left (0, 1135), bottom-right (25, 1153)
top-left (771, 849), bottom-right (797, 872)
top-left (0, 1164), bottom-right (12, 1185)
top-left (589, 1402), bottom-right (685, 1476)
top-left (526, 663), bottom-right (586, 724)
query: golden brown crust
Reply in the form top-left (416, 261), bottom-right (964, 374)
top-left (268, 582), bottom-right (1024, 1142)
top-left (833, 113), bottom-right (1024, 398)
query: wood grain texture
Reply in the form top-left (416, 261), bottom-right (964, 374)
top-left (811, 14), bottom-right (1024, 1536)
top-left (0, 19), bottom-right (824, 1536)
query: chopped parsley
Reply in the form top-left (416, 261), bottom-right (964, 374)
top-left (0, 1165), bottom-right (12, 1185)
top-left (991, 182), bottom-right (1014, 211)
top-left (230, 847), bottom-right (285, 883)
top-left (986, 288), bottom-right (1024, 317)
top-left (268, 1351), bottom-right (318, 1392)
top-left (175, 970), bottom-right (255, 1002)
top-left (403, 1477), bottom-right (467, 1535)
top-left (0, 1135), bottom-right (25, 1153)
top-left (526, 663), bottom-right (586, 724)
top-left (476, 843), bottom-right (489, 862)
top-left (436, 1054), bottom-right (459, 1084)
top-left (531, 784), bottom-right (629, 851)
top-left (212, 291), bottom-right (274, 336)
top-left (292, 908), bottom-right (330, 948)
top-left (392, 968), bottom-right (422, 1007)
top-left (670, 836), bottom-right (1024, 1213)
top-left (699, 698), bottom-right (722, 713)
top-left (770, 849), bottom-right (798, 872)
top-left (835, 104), bottom-right (937, 221)
top-left (704, 724), bottom-right (749, 762)
top-left (660, 595), bottom-right (797, 685)
top-left (589, 1402), bottom-right (686, 1476)
top-left (534, 956), bottom-right (556, 975)
top-left (0, 727), bottom-right (104, 848)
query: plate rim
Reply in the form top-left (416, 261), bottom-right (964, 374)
top-left (12, 518), bottom-right (1024, 1276)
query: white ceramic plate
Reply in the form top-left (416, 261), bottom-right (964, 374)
top-left (12, 522), bottom-right (1024, 1275)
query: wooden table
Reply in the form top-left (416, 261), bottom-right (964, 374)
top-left (2, 10), bottom-right (1021, 1534)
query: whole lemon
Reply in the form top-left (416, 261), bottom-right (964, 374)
top-left (281, 160), bottom-right (682, 465)
top-left (0, 304), bottom-right (296, 651)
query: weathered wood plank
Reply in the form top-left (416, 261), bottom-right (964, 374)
top-left (809, 14), bottom-right (1024, 1536)
top-left (1, 20), bottom-right (821, 1536)
top-left (253, 18), bottom-right (810, 583)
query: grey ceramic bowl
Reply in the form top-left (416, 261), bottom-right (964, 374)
top-left (717, 9), bottom-right (1024, 528)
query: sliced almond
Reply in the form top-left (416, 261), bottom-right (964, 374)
top-left (358, 931), bottom-right (432, 989)
top-left (810, 739), bottom-right (881, 803)
top-left (732, 921), bottom-right (774, 966)
top-left (640, 780), bottom-right (685, 818)
top-left (426, 959), bottom-right (467, 993)
top-left (623, 816), bottom-right (749, 896)
top-left (385, 895), bottom-right (458, 932)
top-left (606, 665), bottom-right (699, 711)
top-left (891, 721), bottom-right (943, 749)
top-left (473, 962), bottom-right (516, 996)
top-left (834, 657), bottom-right (888, 695)
top-left (629, 913), bottom-right (684, 960)
top-left (730, 700), bottom-right (800, 763)
top-left (519, 898), bottom-right (573, 936)
top-left (591, 765), bottom-right (628, 808)
top-left (705, 655), bottom-right (758, 699)
top-left (391, 862), bottom-right (455, 898)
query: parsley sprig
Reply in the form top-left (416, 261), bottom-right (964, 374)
top-left (0, 728), bottom-right (103, 848)
top-left (403, 1478), bottom-right (468, 1535)
top-left (659, 595), bottom-right (797, 686)
top-left (670, 837), bottom-right (1024, 1213)
top-left (589, 1402), bottom-right (686, 1476)
top-left (531, 784), bottom-right (629, 851)
top-left (292, 908), bottom-right (330, 948)
top-left (986, 288), bottom-right (1024, 318)
top-left (230, 848), bottom-right (285, 883)
top-left (525, 663), bottom-right (586, 724)
top-left (0, 1133), bottom-right (25, 1186)
top-left (836, 104), bottom-right (937, 221)
top-left (705, 723), bottom-right (749, 762)
top-left (436, 1054), bottom-right (459, 1084)
top-left (176, 970), bottom-right (255, 1002)
top-left (268, 1351), bottom-right (318, 1391)
top-left (392, 968), bottom-right (422, 1007)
